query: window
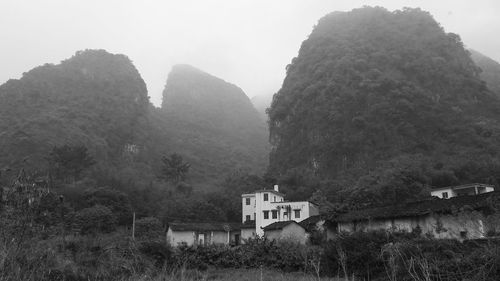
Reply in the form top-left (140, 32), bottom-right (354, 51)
top-left (263, 211), bottom-right (269, 219)
top-left (245, 215), bottom-right (251, 222)
top-left (283, 211), bottom-right (288, 219)
top-left (273, 196), bottom-right (276, 202)
top-left (272, 210), bottom-right (278, 219)
top-left (442, 192), bottom-right (448, 199)
top-left (264, 193), bottom-right (268, 201)
top-left (294, 209), bottom-right (301, 219)
top-left (245, 198), bottom-right (251, 205)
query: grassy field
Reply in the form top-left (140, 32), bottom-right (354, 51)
top-left (128, 268), bottom-right (346, 281)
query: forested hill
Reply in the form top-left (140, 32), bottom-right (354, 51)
top-left (470, 49), bottom-right (500, 96)
top-left (268, 7), bottom-right (500, 205)
top-left (0, 49), bottom-right (149, 170)
top-left (154, 65), bottom-right (269, 188)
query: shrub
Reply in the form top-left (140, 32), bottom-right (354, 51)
top-left (135, 217), bottom-right (164, 240)
top-left (75, 205), bottom-right (117, 234)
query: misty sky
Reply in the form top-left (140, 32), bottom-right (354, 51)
top-left (1, 0), bottom-right (499, 107)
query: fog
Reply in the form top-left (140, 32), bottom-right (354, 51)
top-left (1, 0), bottom-right (499, 106)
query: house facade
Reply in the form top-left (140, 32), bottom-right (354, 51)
top-left (241, 185), bottom-right (319, 236)
top-left (166, 222), bottom-right (242, 246)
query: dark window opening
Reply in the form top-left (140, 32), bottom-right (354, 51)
top-left (264, 193), bottom-right (268, 201)
top-left (245, 198), bottom-right (251, 205)
top-left (294, 209), bottom-right (301, 219)
top-left (245, 215), bottom-right (251, 222)
top-left (263, 211), bottom-right (269, 219)
top-left (272, 210), bottom-right (278, 219)
top-left (442, 192), bottom-right (448, 199)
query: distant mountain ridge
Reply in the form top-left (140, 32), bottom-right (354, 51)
top-left (0, 52), bottom-right (269, 190)
top-left (157, 65), bottom-right (269, 187)
top-left (470, 49), bottom-right (500, 96)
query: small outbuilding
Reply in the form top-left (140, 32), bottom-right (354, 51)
top-left (263, 221), bottom-right (307, 244)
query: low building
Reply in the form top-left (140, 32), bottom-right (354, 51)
top-left (431, 183), bottom-right (494, 199)
top-left (167, 222), bottom-right (242, 246)
top-left (331, 191), bottom-right (500, 240)
top-left (299, 215), bottom-right (337, 242)
top-left (262, 221), bottom-right (307, 244)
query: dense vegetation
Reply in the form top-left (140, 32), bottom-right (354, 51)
top-left (470, 49), bottom-right (500, 96)
top-left (156, 64), bottom-right (269, 188)
top-left (0, 49), bottom-right (272, 226)
top-left (0, 49), bottom-right (149, 171)
top-left (268, 7), bottom-right (500, 206)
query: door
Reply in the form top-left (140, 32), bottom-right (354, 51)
top-left (198, 233), bottom-right (205, 245)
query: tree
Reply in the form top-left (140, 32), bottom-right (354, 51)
top-left (75, 205), bottom-right (116, 235)
top-left (47, 145), bottom-right (95, 182)
top-left (160, 153), bottom-right (190, 184)
top-left (83, 187), bottom-right (132, 225)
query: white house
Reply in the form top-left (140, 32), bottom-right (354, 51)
top-left (431, 183), bottom-right (494, 199)
top-left (241, 185), bottom-right (319, 236)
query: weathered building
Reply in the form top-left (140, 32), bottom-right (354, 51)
top-left (331, 191), bottom-right (500, 240)
top-left (262, 221), bottom-right (307, 244)
top-left (166, 222), bottom-right (242, 246)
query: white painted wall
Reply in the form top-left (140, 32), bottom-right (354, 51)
top-left (431, 188), bottom-right (454, 198)
top-left (255, 191), bottom-right (284, 236)
top-left (242, 194), bottom-right (256, 223)
top-left (167, 229), bottom-right (195, 246)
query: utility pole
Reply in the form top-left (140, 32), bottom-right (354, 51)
top-left (132, 212), bottom-right (136, 240)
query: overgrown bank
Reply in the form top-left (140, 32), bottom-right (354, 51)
top-left (1, 227), bottom-right (499, 281)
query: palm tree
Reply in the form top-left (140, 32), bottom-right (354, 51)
top-left (160, 153), bottom-right (190, 184)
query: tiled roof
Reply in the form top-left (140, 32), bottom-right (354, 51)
top-left (432, 183), bottom-right (494, 191)
top-left (241, 220), bottom-right (256, 229)
top-left (263, 221), bottom-right (303, 231)
top-left (334, 191), bottom-right (500, 223)
top-left (168, 222), bottom-right (243, 232)
top-left (299, 215), bottom-right (322, 231)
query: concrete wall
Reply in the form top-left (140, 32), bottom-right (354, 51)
top-left (209, 231), bottom-right (228, 244)
top-left (431, 188), bottom-right (454, 198)
top-left (241, 228), bottom-right (256, 242)
top-left (167, 229), bottom-right (195, 246)
top-left (265, 223), bottom-right (307, 244)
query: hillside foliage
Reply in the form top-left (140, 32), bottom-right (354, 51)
top-left (470, 49), bottom-right (500, 96)
top-left (267, 7), bottom-right (500, 205)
